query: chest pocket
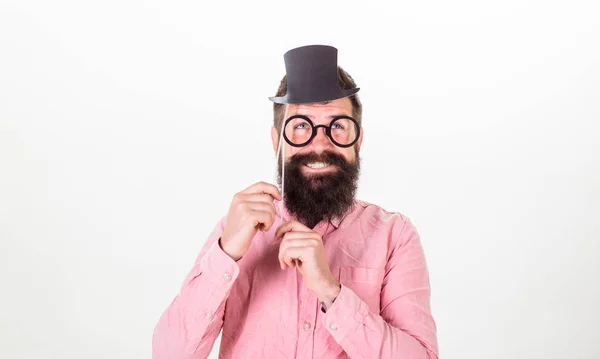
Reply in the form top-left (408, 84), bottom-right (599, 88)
top-left (339, 267), bottom-right (386, 314)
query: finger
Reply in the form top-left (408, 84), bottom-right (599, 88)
top-left (281, 247), bottom-right (306, 269)
top-left (279, 239), bottom-right (310, 269)
top-left (244, 201), bottom-right (276, 217)
top-left (240, 193), bottom-right (279, 206)
top-left (279, 238), bottom-right (318, 268)
top-left (248, 209), bottom-right (276, 231)
top-left (280, 232), bottom-right (321, 243)
top-left (240, 181), bottom-right (282, 200)
top-left (278, 237), bottom-right (316, 263)
top-left (244, 203), bottom-right (276, 231)
top-left (274, 220), bottom-right (312, 240)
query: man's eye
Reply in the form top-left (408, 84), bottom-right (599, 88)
top-left (296, 123), bottom-right (308, 129)
top-left (332, 123), bottom-right (343, 129)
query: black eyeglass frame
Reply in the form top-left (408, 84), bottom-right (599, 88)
top-left (282, 115), bottom-right (361, 148)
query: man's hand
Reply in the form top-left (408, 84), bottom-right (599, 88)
top-left (274, 220), bottom-right (341, 304)
top-left (220, 182), bottom-right (282, 261)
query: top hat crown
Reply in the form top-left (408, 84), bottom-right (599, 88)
top-left (268, 45), bottom-right (360, 104)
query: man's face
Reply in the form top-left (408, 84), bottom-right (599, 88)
top-left (271, 97), bottom-right (363, 228)
top-left (271, 97), bottom-right (361, 174)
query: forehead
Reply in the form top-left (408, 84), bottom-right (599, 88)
top-left (286, 97), bottom-right (352, 119)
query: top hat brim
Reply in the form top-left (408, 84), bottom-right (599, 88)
top-left (268, 88), bottom-right (360, 105)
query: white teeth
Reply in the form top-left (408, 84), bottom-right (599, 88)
top-left (306, 162), bottom-right (329, 169)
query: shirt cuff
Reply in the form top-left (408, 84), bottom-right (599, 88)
top-left (200, 239), bottom-right (240, 288)
top-left (321, 284), bottom-right (369, 345)
top-left (179, 239), bottom-right (240, 333)
top-left (183, 238), bottom-right (240, 291)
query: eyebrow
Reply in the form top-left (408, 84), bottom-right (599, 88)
top-left (298, 113), bottom-right (352, 120)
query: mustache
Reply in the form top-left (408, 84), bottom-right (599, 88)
top-left (287, 151), bottom-right (349, 168)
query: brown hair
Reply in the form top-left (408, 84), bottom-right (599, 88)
top-left (272, 66), bottom-right (362, 134)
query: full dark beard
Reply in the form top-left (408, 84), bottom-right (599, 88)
top-left (277, 150), bottom-right (360, 229)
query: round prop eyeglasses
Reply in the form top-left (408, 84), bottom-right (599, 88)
top-left (283, 115), bottom-right (361, 148)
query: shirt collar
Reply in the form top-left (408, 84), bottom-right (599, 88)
top-left (329, 200), bottom-right (358, 229)
top-left (273, 199), bottom-right (293, 223)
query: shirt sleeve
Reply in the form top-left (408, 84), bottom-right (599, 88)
top-left (321, 215), bottom-right (439, 359)
top-left (152, 216), bottom-right (240, 359)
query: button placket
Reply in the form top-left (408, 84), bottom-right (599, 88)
top-left (296, 271), bottom-right (316, 357)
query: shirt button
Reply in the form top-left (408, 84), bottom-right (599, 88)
top-left (205, 311), bottom-right (213, 319)
top-left (223, 273), bottom-right (232, 281)
top-left (303, 321), bottom-right (311, 330)
top-left (330, 323), bottom-right (338, 331)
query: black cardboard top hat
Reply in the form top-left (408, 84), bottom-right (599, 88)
top-left (268, 45), bottom-right (360, 104)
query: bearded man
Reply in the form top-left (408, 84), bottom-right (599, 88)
top-left (152, 45), bottom-right (438, 359)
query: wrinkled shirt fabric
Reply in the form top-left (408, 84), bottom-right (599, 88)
top-left (152, 199), bottom-right (438, 359)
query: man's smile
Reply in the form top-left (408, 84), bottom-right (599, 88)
top-left (303, 161), bottom-right (337, 173)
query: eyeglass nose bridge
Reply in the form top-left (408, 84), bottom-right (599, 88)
top-left (312, 124), bottom-right (332, 140)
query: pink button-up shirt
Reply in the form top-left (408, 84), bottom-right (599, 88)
top-left (152, 199), bottom-right (438, 359)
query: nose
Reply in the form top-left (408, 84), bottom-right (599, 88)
top-left (307, 126), bottom-right (333, 152)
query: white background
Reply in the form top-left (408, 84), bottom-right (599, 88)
top-left (1, 0), bottom-right (598, 358)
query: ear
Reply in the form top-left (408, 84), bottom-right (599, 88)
top-left (356, 127), bottom-right (364, 151)
top-left (271, 126), bottom-right (279, 155)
